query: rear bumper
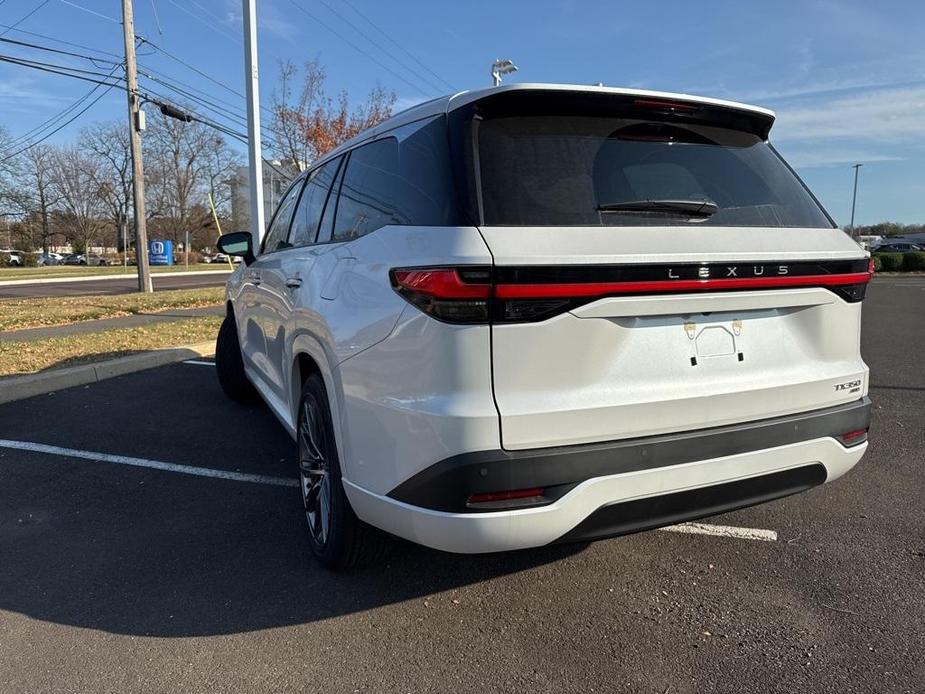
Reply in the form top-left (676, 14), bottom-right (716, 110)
top-left (388, 397), bottom-right (871, 512)
top-left (344, 438), bottom-right (867, 554)
top-left (343, 398), bottom-right (870, 554)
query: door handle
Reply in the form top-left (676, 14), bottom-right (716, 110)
top-left (285, 277), bottom-right (302, 289)
top-left (249, 271), bottom-right (261, 286)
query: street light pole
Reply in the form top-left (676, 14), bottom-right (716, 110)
top-left (491, 59), bottom-right (518, 87)
top-left (121, 0), bottom-right (153, 293)
top-left (849, 163), bottom-right (863, 236)
top-left (242, 0), bottom-right (265, 249)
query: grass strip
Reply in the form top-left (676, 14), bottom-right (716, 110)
top-left (0, 287), bottom-right (225, 332)
top-left (0, 264), bottom-right (232, 281)
top-left (0, 316), bottom-right (223, 376)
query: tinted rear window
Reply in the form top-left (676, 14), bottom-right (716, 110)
top-left (475, 115), bottom-right (832, 228)
top-left (331, 117), bottom-right (464, 241)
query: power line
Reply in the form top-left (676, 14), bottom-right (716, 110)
top-left (0, 53), bottom-right (124, 87)
top-left (136, 36), bottom-right (245, 100)
top-left (0, 53), bottom-right (123, 81)
top-left (1, 68), bottom-right (122, 152)
top-left (0, 0), bottom-right (51, 38)
top-left (0, 66), bottom-right (120, 162)
top-left (316, 0), bottom-right (449, 94)
top-left (342, 0), bottom-right (455, 89)
top-left (0, 24), bottom-right (123, 59)
top-left (58, 0), bottom-right (120, 24)
top-left (138, 71), bottom-right (280, 149)
top-left (0, 35), bottom-right (122, 65)
top-left (162, 0), bottom-right (241, 44)
top-left (286, 0), bottom-right (434, 99)
top-left (341, 0), bottom-right (455, 92)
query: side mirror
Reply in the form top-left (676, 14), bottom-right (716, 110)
top-left (217, 231), bottom-right (256, 265)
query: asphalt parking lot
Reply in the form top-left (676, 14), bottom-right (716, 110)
top-left (1, 277), bottom-right (923, 693)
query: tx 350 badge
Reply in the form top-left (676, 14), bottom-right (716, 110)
top-left (834, 379), bottom-right (862, 392)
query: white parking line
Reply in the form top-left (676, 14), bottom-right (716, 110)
top-left (183, 359), bottom-right (215, 366)
top-left (660, 521), bottom-right (777, 541)
top-left (0, 439), bottom-right (298, 488)
top-left (0, 438), bottom-right (779, 542)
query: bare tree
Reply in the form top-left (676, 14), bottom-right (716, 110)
top-left (143, 110), bottom-right (239, 248)
top-left (270, 59), bottom-right (326, 172)
top-left (270, 60), bottom-right (397, 169)
top-left (79, 121), bottom-right (132, 249)
top-left (5, 145), bottom-right (62, 253)
top-left (50, 146), bottom-right (110, 254)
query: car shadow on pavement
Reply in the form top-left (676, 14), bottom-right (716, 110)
top-left (0, 359), bottom-right (587, 637)
top-left (0, 448), bottom-right (587, 638)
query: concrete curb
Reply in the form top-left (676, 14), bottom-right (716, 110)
top-left (0, 341), bottom-right (216, 405)
top-left (0, 269), bottom-right (232, 287)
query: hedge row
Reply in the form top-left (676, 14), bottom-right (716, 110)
top-left (872, 252), bottom-right (925, 272)
top-left (0, 253), bottom-right (38, 268)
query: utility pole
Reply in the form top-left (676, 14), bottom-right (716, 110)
top-left (849, 163), bottom-right (863, 236)
top-left (242, 0), bottom-right (265, 248)
top-left (121, 0), bottom-right (153, 292)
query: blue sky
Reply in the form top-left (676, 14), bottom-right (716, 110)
top-left (1, 0), bottom-right (923, 225)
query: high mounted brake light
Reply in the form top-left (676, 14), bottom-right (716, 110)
top-left (633, 98), bottom-right (699, 113)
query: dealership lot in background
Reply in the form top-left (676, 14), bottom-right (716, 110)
top-left (0, 278), bottom-right (922, 693)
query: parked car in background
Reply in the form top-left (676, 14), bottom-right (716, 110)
top-left (210, 252), bottom-right (241, 264)
top-left (214, 83), bottom-right (872, 569)
top-left (1, 249), bottom-right (26, 266)
top-left (37, 252), bottom-right (64, 266)
top-left (62, 253), bottom-right (110, 266)
top-left (873, 242), bottom-right (924, 253)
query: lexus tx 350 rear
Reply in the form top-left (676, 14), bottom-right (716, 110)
top-left (216, 84), bottom-right (871, 567)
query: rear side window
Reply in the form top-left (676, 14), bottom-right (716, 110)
top-left (262, 179), bottom-right (303, 253)
top-left (475, 115), bottom-right (832, 228)
top-left (288, 156), bottom-right (342, 247)
top-left (331, 118), bottom-right (464, 241)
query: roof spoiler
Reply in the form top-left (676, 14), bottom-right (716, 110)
top-left (458, 88), bottom-right (777, 140)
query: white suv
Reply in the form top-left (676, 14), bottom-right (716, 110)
top-left (215, 84), bottom-right (872, 568)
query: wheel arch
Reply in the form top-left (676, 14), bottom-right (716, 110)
top-left (289, 334), bottom-right (350, 474)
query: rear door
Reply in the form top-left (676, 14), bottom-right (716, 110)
top-left (466, 94), bottom-right (871, 450)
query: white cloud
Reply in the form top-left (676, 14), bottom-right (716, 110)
top-left (781, 150), bottom-right (905, 169)
top-left (771, 86), bottom-right (925, 144)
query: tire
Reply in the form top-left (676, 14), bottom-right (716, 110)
top-left (215, 314), bottom-right (258, 403)
top-left (298, 374), bottom-right (391, 569)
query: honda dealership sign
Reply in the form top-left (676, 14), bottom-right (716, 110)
top-left (149, 240), bottom-right (173, 266)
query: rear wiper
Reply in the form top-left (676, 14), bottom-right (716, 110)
top-left (597, 199), bottom-right (718, 216)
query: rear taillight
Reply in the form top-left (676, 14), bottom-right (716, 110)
top-left (837, 428), bottom-right (869, 447)
top-left (390, 267), bottom-right (491, 323)
top-left (391, 259), bottom-right (872, 324)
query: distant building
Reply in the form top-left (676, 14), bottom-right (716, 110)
top-left (230, 161), bottom-right (299, 233)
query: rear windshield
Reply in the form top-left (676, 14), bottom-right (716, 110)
top-left (475, 115), bottom-right (832, 228)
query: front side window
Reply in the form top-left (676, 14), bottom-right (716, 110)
top-left (262, 179), bottom-right (303, 253)
top-left (474, 113), bottom-right (833, 228)
top-left (288, 156), bottom-right (342, 247)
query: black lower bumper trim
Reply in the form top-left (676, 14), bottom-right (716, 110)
top-left (387, 397), bottom-right (870, 513)
top-left (555, 464), bottom-right (827, 544)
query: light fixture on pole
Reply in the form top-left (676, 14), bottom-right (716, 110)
top-left (849, 163), bottom-right (862, 236)
top-left (491, 59), bottom-right (518, 87)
